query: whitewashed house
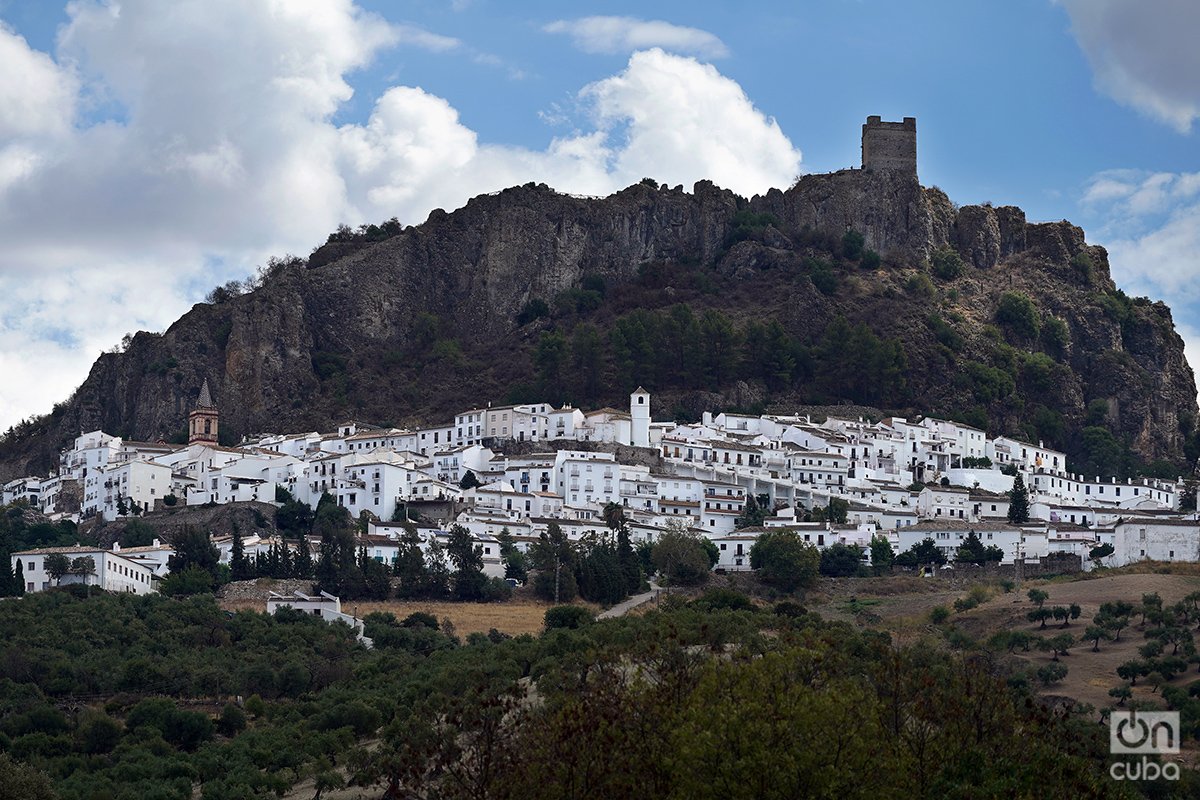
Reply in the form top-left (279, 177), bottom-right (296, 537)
top-left (12, 546), bottom-right (157, 594)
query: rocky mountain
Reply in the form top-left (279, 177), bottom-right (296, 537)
top-left (1, 161), bottom-right (1196, 480)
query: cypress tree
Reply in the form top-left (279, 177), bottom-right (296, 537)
top-left (295, 537), bottom-right (313, 578)
top-left (14, 560), bottom-right (25, 595)
top-left (0, 551), bottom-right (13, 596)
top-left (230, 527), bottom-right (250, 581)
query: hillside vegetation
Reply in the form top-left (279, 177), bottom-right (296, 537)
top-left (0, 587), bottom-right (1182, 799)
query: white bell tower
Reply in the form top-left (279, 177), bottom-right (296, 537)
top-left (630, 387), bottom-right (650, 448)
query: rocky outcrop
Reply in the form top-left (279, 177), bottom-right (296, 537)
top-left (0, 173), bottom-right (1195, 478)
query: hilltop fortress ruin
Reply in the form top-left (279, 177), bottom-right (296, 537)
top-left (861, 115), bottom-right (917, 175)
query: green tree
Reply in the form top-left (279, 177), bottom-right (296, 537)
top-left (734, 494), bottom-right (768, 529)
top-left (650, 523), bottom-right (712, 587)
top-left (1036, 662), bottom-right (1068, 686)
top-left (955, 530), bottom-right (987, 565)
top-left (869, 536), bottom-right (894, 575)
top-left (69, 556), bottom-right (95, 594)
top-left (43, 553), bottom-right (71, 586)
top-left (1027, 607), bottom-right (1052, 629)
top-left (894, 537), bottom-right (946, 567)
top-left (819, 543), bottom-right (863, 577)
top-left (167, 525), bottom-right (221, 581)
top-left (424, 537), bottom-right (452, 599)
top-left (1007, 473), bottom-right (1030, 524)
top-left (529, 522), bottom-right (577, 603)
top-left (569, 323), bottom-right (605, 404)
top-left (119, 519), bottom-right (157, 547)
top-left (1027, 588), bottom-right (1049, 608)
top-left (534, 332), bottom-right (569, 402)
top-left (749, 530), bottom-right (820, 592)
top-left (446, 524), bottom-right (487, 601)
top-left (460, 470), bottom-right (481, 490)
top-left (0, 754), bottom-right (58, 800)
top-left (394, 524), bottom-right (430, 598)
top-left (230, 526), bottom-right (252, 581)
top-left (1108, 684), bottom-right (1132, 706)
top-left (1085, 625), bottom-right (1111, 652)
top-left (497, 527), bottom-right (528, 583)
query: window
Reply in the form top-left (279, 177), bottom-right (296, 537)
top-left (27, 561), bottom-right (34, 571)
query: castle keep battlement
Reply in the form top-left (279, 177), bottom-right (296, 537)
top-left (862, 115), bottom-right (917, 176)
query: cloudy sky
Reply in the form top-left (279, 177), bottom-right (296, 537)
top-left (0, 0), bottom-right (1198, 430)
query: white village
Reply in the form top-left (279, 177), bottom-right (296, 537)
top-left (6, 378), bottom-right (1194, 596)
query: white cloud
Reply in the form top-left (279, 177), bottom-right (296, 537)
top-left (0, 22), bottom-right (77, 140)
top-left (395, 23), bottom-right (460, 52)
top-left (339, 48), bottom-right (801, 222)
top-left (0, 5), bottom-right (799, 430)
top-left (1060, 0), bottom-right (1200, 133)
top-left (1081, 169), bottom-right (1200, 306)
top-left (544, 16), bottom-right (729, 59)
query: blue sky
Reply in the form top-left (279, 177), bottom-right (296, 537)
top-left (0, 0), bottom-right (1198, 431)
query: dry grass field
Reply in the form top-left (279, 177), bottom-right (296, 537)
top-left (218, 595), bottom-right (565, 637)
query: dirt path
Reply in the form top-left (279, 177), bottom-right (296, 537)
top-left (598, 582), bottom-right (662, 619)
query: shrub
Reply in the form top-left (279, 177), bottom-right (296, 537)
top-left (314, 701), bottom-right (381, 737)
top-left (931, 247), bottom-right (964, 280)
top-left (516, 298), bottom-right (550, 326)
top-left (819, 543), bottom-right (864, 577)
top-left (906, 273), bottom-right (935, 297)
top-left (1036, 663), bottom-right (1068, 686)
top-left (995, 292), bottom-right (1040, 340)
top-left (1070, 251), bottom-right (1094, 284)
top-left (544, 605), bottom-right (595, 630)
top-left (809, 259), bottom-right (838, 296)
top-left (842, 229), bottom-right (865, 260)
top-left (930, 606), bottom-right (951, 624)
top-left (217, 703), bottom-right (247, 737)
top-left (860, 249), bottom-right (881, 270)
top-left (402, 612), bottom-right (439, 629)
top-left (691, 589), bottom-right (756, 613)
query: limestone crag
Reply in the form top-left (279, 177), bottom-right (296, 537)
top-left (0, 170), bottom-right (1195, 479)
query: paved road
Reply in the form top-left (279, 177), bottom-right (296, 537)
top-left (598, 581), bottom-right (662, 619)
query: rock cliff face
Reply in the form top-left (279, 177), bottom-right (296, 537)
top-left (0, 171), bottom-right (1195, 479)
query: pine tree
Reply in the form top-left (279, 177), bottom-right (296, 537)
top-left (1008, 473), bottom-right (1030, 524)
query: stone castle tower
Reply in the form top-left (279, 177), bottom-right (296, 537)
top-left (861, 115), bottom-right (917, 176)
top-left (188, 378), bottom-right (219, 445)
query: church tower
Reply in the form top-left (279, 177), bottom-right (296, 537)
top-left (630, 387), bottom-right (650, 448)
top-left (188, 378), bottom-right (219, 446)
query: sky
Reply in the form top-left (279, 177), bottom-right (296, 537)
top-left (0, 0), bottom-right (1199, 431)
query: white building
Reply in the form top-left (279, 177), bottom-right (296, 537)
top-left (630, 388), bottom-right (650, 448)
top-left (12, 546), bottom-right (158, 594)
